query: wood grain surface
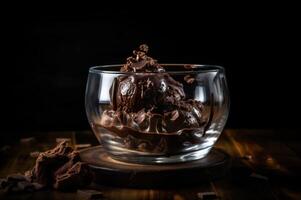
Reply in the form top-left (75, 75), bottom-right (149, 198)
top-left (1, 129), bottom-right (301, 200)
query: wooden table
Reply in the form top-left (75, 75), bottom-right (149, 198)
top-left (1, 129), bottom-right (301, 200)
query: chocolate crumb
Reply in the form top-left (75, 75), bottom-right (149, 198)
top-left (7, 174), bottom-right (29, 182)
top-left (139, 44), bottom-right (149, 53)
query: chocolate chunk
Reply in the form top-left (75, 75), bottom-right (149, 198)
top-left (30, 142), bottom-right (85, 187)
top-left (53, 151), bottom-right (81, 178)
top-left (31, 142), bottom-right (89, 188)
top-left (139, 44), bottom-right (149, 53)
top-left (7, 174), bottom-right (29, 182)
top-left (1, 142), bottom-right (93, 193)
top-left (120, 44), bottom-right (164, 72)
top-left (26, 141), bottom-right (73, 186)
top-left (54, 162), bottom-right (93, 190)
top-left (0, 174), bottom-right (44, 193)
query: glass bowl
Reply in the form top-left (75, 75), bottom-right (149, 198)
top-left (85, 64), bottom-right (229, 164)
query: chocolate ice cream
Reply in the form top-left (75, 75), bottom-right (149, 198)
top-left (98, 44), bottom-right (207, 154)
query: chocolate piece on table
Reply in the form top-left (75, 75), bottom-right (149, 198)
top-left (26, 141), bottom-right (73, 186)
top-left (27, 141), bottom-right (93, 190)
top-left (1, 141), bottom-right (93, 193)
top-left (53, 151), bottom-right (81, 178)
top-left (7, 173), bottom-right (29, 182)
top-left (54, 162), bottom-right (93, 190)
top-left (0, 174), bottom-right (44, 193)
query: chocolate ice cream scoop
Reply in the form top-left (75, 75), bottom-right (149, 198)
top-left (111, 73), bottom-right (185, 113)
top-left (100, 44), bottom-right (205, 137)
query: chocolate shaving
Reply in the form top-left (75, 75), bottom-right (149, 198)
top-left (120, 44), bottom-right (164, 72)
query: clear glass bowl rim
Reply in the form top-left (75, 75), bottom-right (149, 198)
top-left (89, 64), bottom-right (224, 75)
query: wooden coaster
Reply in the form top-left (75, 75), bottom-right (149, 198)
top-left (80, 146), bottom-right (231, 188)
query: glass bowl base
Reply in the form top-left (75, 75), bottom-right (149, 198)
top-left (108, 147), bottom-right (212, 164)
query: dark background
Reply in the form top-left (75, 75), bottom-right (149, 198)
top-left (1, 6), bottom-right (299, 133)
